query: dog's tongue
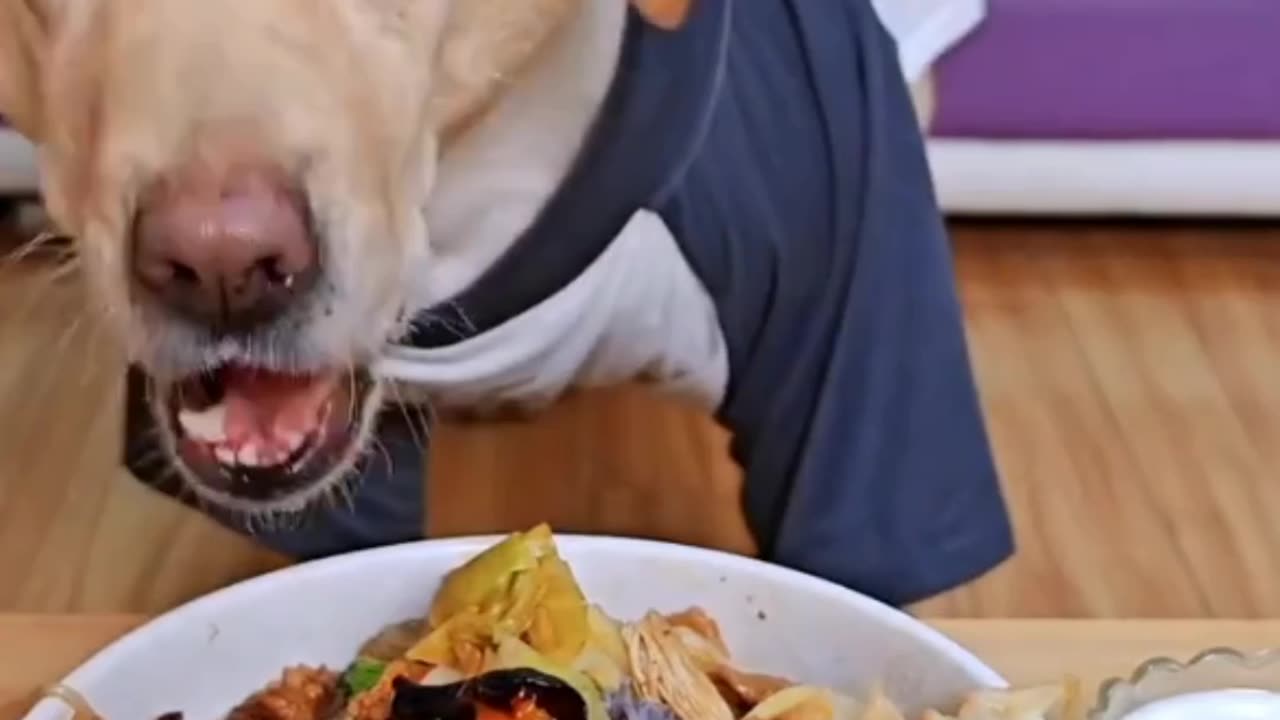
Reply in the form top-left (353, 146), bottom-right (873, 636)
top-left (221, 366), bottom-right (336, 443)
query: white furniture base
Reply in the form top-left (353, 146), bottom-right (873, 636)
top-left (928, 139), bottom-right (1280, 218)
top-left (13, 133), bottom-right (1280, 219)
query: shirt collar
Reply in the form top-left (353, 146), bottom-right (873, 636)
top-left (403, 0), bottom-right (731, 349)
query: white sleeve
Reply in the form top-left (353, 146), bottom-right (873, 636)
top-left (376, 210), bottom-right (729, 415)
top-left (870, 0), bottom-right (987, 81)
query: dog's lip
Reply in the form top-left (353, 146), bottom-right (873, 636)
top-left (162, 365), bottom-right (375, 502)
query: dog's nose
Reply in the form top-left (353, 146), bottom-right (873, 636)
top-left (132, 167), bottom-right (318, 334)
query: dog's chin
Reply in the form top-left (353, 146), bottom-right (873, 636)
top-left (148, 362), bottom-right (382, 515)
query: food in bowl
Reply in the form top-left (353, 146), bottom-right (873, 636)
top-left (47, 525), bottom-right (1083, 720)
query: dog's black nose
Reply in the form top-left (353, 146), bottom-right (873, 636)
top-left (132, 163), bottom-right (318, 334)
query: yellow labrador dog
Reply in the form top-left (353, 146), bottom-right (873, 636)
top-left (0, 0), bottom-right (1012, 606)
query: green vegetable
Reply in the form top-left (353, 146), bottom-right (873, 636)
top-left (342, 657), bottom-right (387, 696)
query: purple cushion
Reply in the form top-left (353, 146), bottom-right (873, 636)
top-left (932, 0), bottom-right (1280, 140)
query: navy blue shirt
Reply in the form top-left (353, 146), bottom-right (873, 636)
top-left (125, 0), bottom-right (1013, 607)
top-left (410, 0), bottom-right (1014, 605)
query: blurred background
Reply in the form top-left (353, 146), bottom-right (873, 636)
top-left (0, 0), bottom-right (1277, 620)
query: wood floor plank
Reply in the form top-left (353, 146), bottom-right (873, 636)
top-left (3, 221), bottom-right (1280, 618)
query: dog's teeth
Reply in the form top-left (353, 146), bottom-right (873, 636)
top-left (178, 404), bottom-right (227, 443)
top-left (237, 445), bottom-right (261, 467)
top-left (281, 431), bottom-right (305, 453)
top-left (214, 446), bottom-right (236, 465)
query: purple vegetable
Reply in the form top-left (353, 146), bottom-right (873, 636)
top-left (606, 685), bottom-right (679, 720)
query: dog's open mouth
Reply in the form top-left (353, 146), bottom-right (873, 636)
top-left (161, 364), bottom-right (377, 505)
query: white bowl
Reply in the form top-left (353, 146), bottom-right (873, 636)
top-left (25, 534), bottom-right (1005, 719)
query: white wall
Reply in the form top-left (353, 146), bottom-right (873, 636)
top-left (0, 129), bottom-right (37, 194)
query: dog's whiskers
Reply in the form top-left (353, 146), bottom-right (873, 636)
top-left (386, 382), bottom-right (430, 450)
top-left (345, 365), bottom-right (357, 425)
top-left (51, 316), bottom-right (85, 356)
top-left (446, 300), bottom-right (478, 336)
top-left (1, 228), bottom-right (73, 268)
top-left (334, 474), bottom-right (358, 512)
top-left (406, 300), bottom-right (477, 344)
top-left (372, 437), bottom-right (395, 478)
top-left (130, 448), bottom-right (172, 471)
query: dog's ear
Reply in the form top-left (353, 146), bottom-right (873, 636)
top-left (0, 0), bottom-right (46, 139)
top-left (631, 0), bottom-right (693, 30)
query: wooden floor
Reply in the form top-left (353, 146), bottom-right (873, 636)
top-left (2, 221), bottom-right (1280, 618)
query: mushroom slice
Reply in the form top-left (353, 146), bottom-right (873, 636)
top-left (389, 667), bottom-right (586, 720)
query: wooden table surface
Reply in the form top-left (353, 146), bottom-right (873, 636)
top-left (4, 616), bottom-right (1280, 719)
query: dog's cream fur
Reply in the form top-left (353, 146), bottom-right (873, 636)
top-left (0, 0), bottom-right (696, 509)
top-left (417, 0), bottom-right (629, 309)
top-left (0, 0), bottom-right (690, 374)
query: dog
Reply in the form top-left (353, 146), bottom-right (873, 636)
top-left (0, 0), bottom-right (1013, 606)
